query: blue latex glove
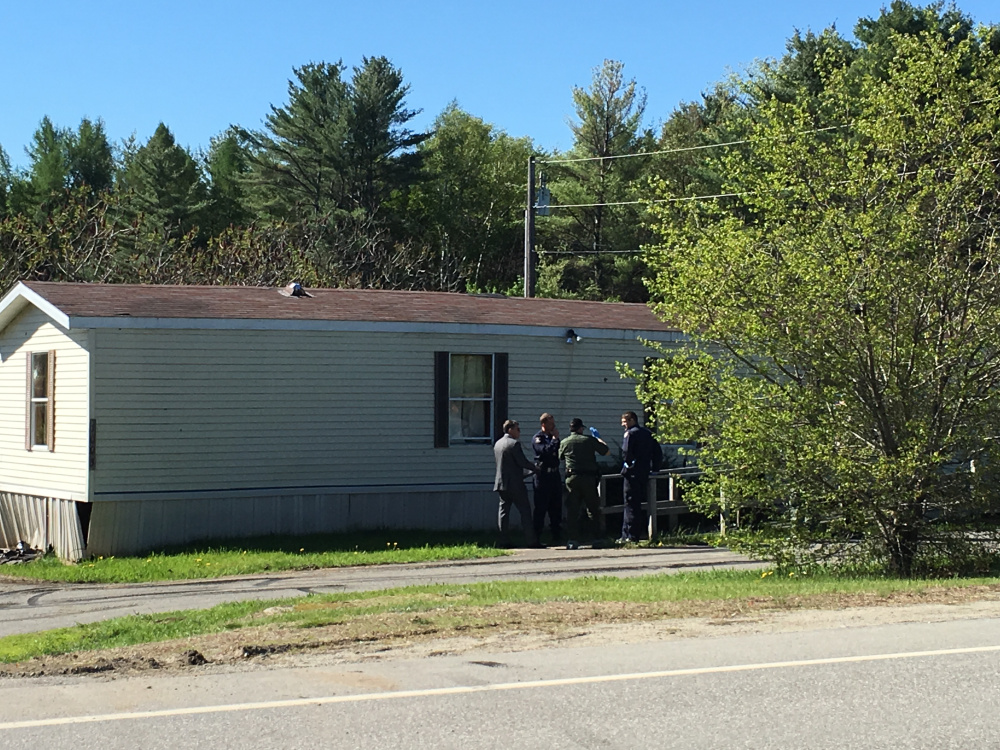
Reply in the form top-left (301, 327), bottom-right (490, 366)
top-left (589, 426), bottom-right (601, 439)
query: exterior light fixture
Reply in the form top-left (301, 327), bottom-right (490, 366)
top-left (566, 329), bottom-right (581, 344)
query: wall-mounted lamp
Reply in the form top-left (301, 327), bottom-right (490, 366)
top-left (565, 329), bottom-right (581, 344)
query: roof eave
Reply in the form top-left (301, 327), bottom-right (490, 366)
top-left (0, 283), bottom-right (72, 332)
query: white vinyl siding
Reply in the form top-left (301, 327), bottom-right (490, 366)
top-left (90, 327), bottom-right (678, 496)
top-left (0, 308), bottom-right (89, 499)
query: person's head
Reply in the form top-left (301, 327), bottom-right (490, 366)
top-left (503, 419), bottom-right (520, 437)
top-left (569, 417), bottom-right (584, 434)
top-left (539, 412), bottom-right (555, 434)
top-left (621, 411), bottom-right (638, 429)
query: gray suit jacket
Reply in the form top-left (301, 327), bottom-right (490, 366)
top-left (493, 434), bottom-right (535, 492)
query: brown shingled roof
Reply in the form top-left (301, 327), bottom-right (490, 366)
top-left (21, 282), bottom-right (678, 332)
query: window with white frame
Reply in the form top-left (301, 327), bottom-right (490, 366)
top-left (449, 354), bottom-right (493, 443)
top-left (434, 351), bottom-right (508, 447)
top-left (27, 350), bottom-right (54, 451)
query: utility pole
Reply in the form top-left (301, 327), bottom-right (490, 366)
top-left (524, 156), bottom-right (536, 298)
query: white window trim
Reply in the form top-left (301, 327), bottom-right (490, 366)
top-left (449, 352), bottom-right (494, 445)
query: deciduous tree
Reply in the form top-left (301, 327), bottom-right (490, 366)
top-left (640, 22), bottom-right (1000, 576)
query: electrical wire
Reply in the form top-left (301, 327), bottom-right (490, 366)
top-left (539, 126), bottom-right (844, 165)
top-left (537, 191), bottom-right (748, 210)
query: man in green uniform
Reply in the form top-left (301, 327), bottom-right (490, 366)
top-left (558, 417), bottom-right (610, 549)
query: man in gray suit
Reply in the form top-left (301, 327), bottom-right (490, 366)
top-left (493, 419), bottom-right (541, 548)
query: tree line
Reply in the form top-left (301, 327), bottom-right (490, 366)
top-left (0, 2), bottom-right (993, 308)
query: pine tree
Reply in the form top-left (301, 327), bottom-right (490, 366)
top-left (241, 61), bottom-right (352, 219)
top-left (539, 60), bottom-right (654, 301)
top-left (205, 129), bottom-right (251, 234)
top-left (121, 123), bottom-right (208, 239)
top-left (67, 118), bottom-right (114, 195)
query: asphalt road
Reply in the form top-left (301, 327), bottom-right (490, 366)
top-left (0, 545), bottom-right (761, 636)
top-left (1, 610), bottom-right (997, 748)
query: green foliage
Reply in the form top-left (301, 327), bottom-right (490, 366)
top-left (205, 129), bottom-right (252, 234)
top-left (539, 60), bottom-right (655, 301)
top-left (121, 123), bottom-right (208, 240)
top-left (67, 118), bottom-right (114, 195)
top-left (241, 61), bottom-right (352, 219)
top-left (345, 55), bottom-right (427, 216)
top-left (238, 58), bottom-right (430, 287)
top-left (407, 104), bottom-right (533, 291)
top-left (0, 144), bottom-right (11, 216)
top-left (641, 18), bottom-right (1000, 576)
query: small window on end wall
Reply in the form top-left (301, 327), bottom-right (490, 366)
top-left (434, 352), bottom-right (508, 447)
top-left (26, 351), bottom-right (55, 451)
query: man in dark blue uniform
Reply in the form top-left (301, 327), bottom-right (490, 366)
top-left (620, 411), bottom-right (656, 543)
top-left (532, 413), bottom-right (562, 544)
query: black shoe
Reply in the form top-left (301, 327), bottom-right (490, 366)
top-left (526, 541), bottom-right (545, 549)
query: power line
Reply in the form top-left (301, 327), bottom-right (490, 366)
top-left (536, 157), bottom-right (1000, 211)
top-left (539, 126), bottom-right (844, 166)
top-left (538, 192), bottom-right (748, 210)
top-left (540, 251), bottom-right (640, 256)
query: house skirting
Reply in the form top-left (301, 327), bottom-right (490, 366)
top-left (0, 492), bottom-right (86, 561)
top-left (83, 486), bottom-right (500, 557)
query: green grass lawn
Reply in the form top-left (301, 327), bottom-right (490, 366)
top-left (2, 568), bottom-right (997, 664)
top-left (0, 530), bottom-right (508, 584)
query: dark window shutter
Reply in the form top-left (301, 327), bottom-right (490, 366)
top-left (434, 351), bottom-right (449, 448)
top-left (493, 352), bottom-right (509, 443)
top-left (47, 350), bottom-right (55, 451)
top-left (24, 352), bottom-right (31, 451)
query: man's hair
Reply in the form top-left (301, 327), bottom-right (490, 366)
top-left (569, 417), bottom-right (584, 432)
top-left (622, 411), bottom-right (639, 424)
top-left (503, 419), bottom-right (519, 433)
top-left (539, 412), bottom-right (553, 423)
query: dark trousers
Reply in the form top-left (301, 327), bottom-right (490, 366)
top-left (532, 476), bottom-right (562, 540)
top-left (622, 472), bottom-right (649, 541)
top-left (565, 474), bottom-right (604, 542)
top-left (497, 487), bottom-right (537, 544)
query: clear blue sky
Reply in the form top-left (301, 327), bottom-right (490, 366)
top-left (2, 1), bottom-right (998, 170)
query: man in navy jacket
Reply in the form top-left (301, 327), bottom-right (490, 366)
top-left (620, 411), bottom-right (656, 542)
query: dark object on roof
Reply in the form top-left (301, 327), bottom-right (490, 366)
top-left (278, 282), bottom-right (314, 298)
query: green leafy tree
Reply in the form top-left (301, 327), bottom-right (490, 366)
top-left (407, 104), bottom-right (533, 291)
top-left (640, 23), bottom-right (1000, 576)
top-left (539, 60), bottom-right (654, 301)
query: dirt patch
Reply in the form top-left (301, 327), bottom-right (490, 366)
top-left (3, 585), bottom-right (1000, 680)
